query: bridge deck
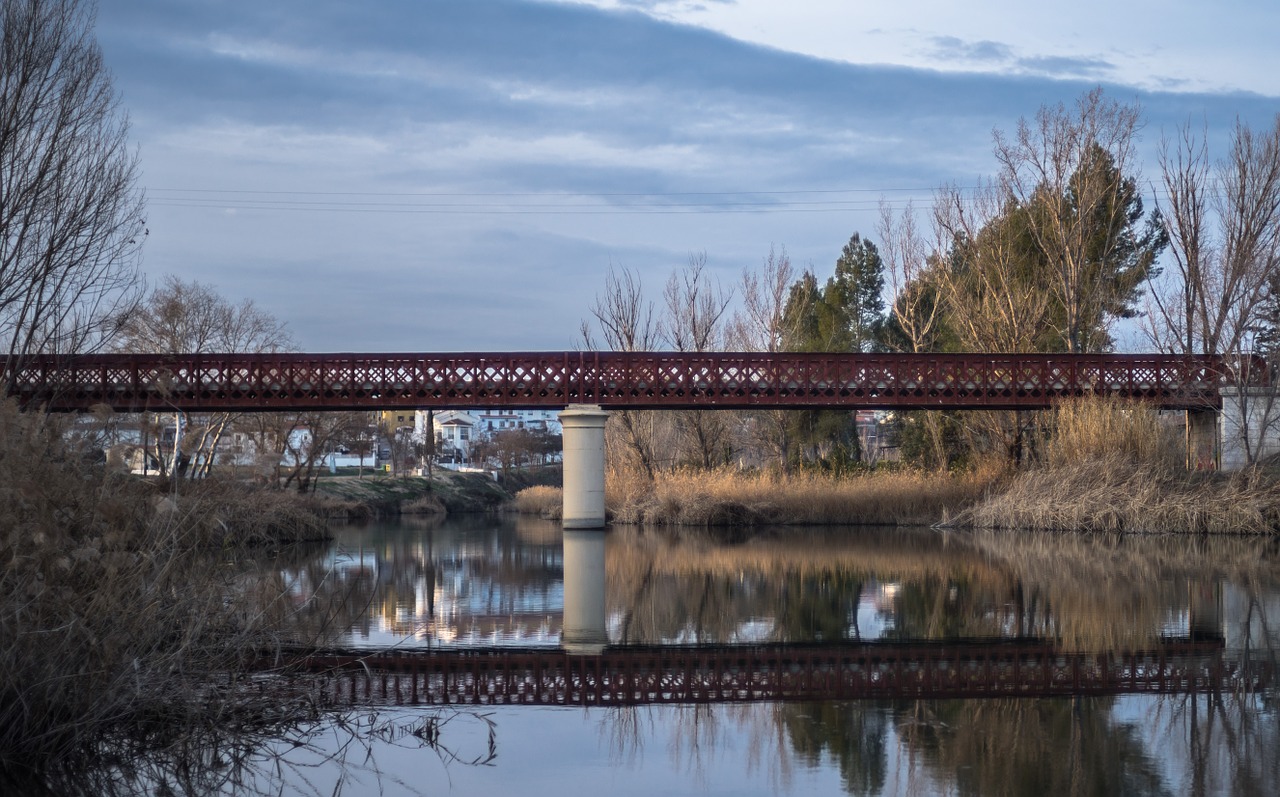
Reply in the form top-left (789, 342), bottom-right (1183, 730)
top-left (6, 351), bottom-right (1243, 411)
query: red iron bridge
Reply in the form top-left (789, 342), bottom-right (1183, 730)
top-left (274, 639), bottom-right (1271, 707)
top-left (5, 351), bottom-right (1264, 412)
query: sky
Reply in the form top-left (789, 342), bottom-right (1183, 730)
top-left (91, 0), bottom-right (1280, 352)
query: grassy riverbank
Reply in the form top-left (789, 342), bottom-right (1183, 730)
top-left (0, 396), bottom-right (553, 787)
top-left (310, 468), bottom-right (541, 519)
top-left (516, 399), bottom-right (1280, 533)
top-left (516, 464), bottom-right (1002, 527)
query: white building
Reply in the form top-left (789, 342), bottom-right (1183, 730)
top-left (415, 408), bottom-right (563, 465)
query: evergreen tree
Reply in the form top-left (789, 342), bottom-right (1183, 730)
top-left (826, 234), bottom-right (887, 352)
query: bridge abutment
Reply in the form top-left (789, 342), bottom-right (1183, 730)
top-left (558, 404), bottom-right (609, 529)
top-left (1218, 387), bottom-right (1280, 469)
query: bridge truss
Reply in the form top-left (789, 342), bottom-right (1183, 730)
top-left (6, 351), bottom-right (1247, 412)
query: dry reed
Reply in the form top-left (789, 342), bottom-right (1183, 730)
top-left (954, 458), bottom-right (1280, 533)
top-left (1046, 395), bottom-right (1181, 469)
top-left (511, 485), bottom-right (563, 519)
top-left (952, 397), bottom-right (1280, 533)
top-left (602, 464), bottom-right (1002, 527)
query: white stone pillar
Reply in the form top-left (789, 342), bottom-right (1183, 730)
top-left (558, 404), bottom-right (609, 529)
top-left (1218, 387), bottom-right (1280, 470)
top-left (562, 529), bottom-right (607, 655)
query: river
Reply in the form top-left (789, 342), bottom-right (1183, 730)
top-left (232, 515), bottom-right (1278, 796)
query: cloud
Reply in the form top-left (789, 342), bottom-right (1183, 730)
top-left (930, 35), bottom-right (1114, 81)
top-left (95, 0), bottom-right (1280, 350)
top-left (931, 36), bottom-right (1014, 64)
top-left (1017, 54), bottom-right (1116, 80)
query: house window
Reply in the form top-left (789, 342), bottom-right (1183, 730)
top-left (460, 428), bottom-right (470, 441)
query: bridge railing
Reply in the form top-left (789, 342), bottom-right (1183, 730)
top-left (2, 351), bottom-right (1257, 412)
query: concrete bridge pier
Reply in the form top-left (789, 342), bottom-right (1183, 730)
top-left (1186, 408), bottom-right (1219, 470)
top-left (558, 404), bottom-right (610, 529)
top-left (562, 528), bottom-right (608, 655)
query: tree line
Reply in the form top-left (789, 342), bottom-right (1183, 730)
top-left (583, 89), bottom-right (1280, 472)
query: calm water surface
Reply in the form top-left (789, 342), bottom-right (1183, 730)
top-left (241, 515), bottom-right (1279, 796)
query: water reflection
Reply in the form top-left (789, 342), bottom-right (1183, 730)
top-left (241, 517), bottom-right (1280, 796)
top-left (278, 517), bottom-right (1280, 655)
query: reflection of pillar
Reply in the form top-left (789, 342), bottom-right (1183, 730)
top-left (1188, 580), bottom-right (1223, 642)
top-left (562, 529), bottom-right (607, 655)
top-left (558, 404), bottom-right (609, 529)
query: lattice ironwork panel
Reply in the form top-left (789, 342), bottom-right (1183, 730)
top-left (6, 351), bottom-right (1249, 412)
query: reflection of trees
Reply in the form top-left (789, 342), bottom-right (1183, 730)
top-left (964, 531), bottom-right (1280, 651)
top-left (895, 698), bottom-right (1170, 797)
top-left (607, 526), bottom-right (1009, 645)
top-left (1151, 690), bottom-right (1280, 796)
top-left (781, 702), bottom-right (890, 796)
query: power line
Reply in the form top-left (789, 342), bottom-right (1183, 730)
top-left (141, 182), bottom-right (1231, 216)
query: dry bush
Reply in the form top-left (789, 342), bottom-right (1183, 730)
top-left (512, 485), bottom-right (562, 519)
top-left (402, 494), bottom-right (447, 514)
top-left (603, 462), bottom-right (1003, 527)
top-left (0, 401), bottom-right (325, 777)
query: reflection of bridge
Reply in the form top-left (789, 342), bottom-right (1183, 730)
top-left (280, 639), bottom-right (1272, 707)
top-left (8, 351), bottom-right (1246, 412)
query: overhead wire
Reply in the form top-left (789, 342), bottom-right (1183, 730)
top-left (141, 183), bottom-right (1227, 216)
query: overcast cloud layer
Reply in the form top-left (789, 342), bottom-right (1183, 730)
top-left (94, 0), bottom-right (1280, 352)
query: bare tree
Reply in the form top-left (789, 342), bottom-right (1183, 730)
top-left (116, 275), bottom-right (293, 355)
top-left (0, 0), bottom-right (145, 388)
top-left (731, 245), bottom-right (795, 351)
top-left (729, 246), bottom-right (801, 471)
top-left (1148, 116), bottom-right (1280, 466)
top-left (993, 87), bottom-right (1161, 353)
top-left (115, 276), bottom-right (295, 480)
top-left (661, 252), bottom-right (732, 353)
top-left (582, 265), bottom-right (659, 353)
top-left (879, 201), bottom-right (961, 468)
top-left (582, 265), bottom-right (664, 479)
top-left (1149, 117), bottom-right (1280, 358)
top-left (662, 253), bottom-right (734, 469)
top-left (280, 412), bottom-right (366, 492)
top-left (878, 200), bottom-right (946, 354)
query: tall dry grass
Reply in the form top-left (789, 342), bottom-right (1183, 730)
top-left (512, 462), bottom-right (1003, 527)
top-left (0, 401), bottom-right (329, 780)
top-left (511, 484), bottom-right (563, 519)
top-left (1045, 395), bottom-right (1181, 470)
top-left (952, 396), bottom-right (1280, 533)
